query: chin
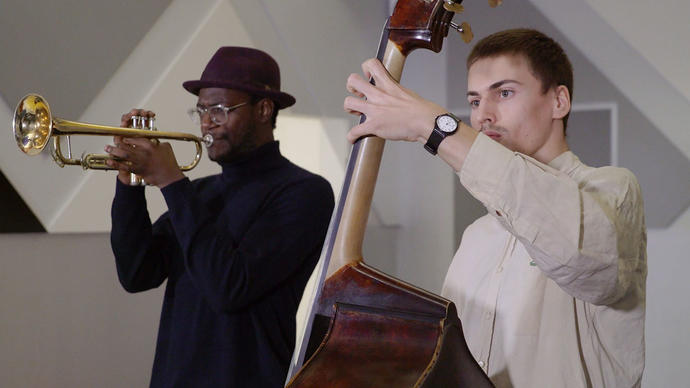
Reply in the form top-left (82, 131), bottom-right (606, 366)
top-left (207, 150), bottom-right (220, 162)
top-left (211, 150), bottom-right (244, 164)
top-left (208, 145), bottom-right (234, 163)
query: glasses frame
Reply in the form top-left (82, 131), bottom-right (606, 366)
top-left (188, 101), bottom-right (249, 125)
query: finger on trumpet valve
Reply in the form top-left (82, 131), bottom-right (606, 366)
top-left (132, 115), bottom-right (146, 129)
top-left (147, 116), bottom-right (156, 131)
top-left (130, 174), bottom-right (143, 186)
top-left (128, 115), bottom-right (143, 184)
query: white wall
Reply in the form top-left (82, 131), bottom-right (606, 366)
top-left (643, 226), bottom-right (690, 387)
top-left (0, 233), bottom-right (162, 388)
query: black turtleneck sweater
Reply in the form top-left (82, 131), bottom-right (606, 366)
top-left (110, 141), bottom-right (334, 387)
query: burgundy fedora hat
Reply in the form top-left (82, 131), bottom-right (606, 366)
top-left (183, 46), bottom-right (295, 109)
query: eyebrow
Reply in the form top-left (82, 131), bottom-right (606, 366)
top-left (196, 101), bottom-right (225, 108)
top-left (466, 79), bottom-right (522, 97)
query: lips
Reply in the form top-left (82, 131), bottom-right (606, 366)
top-left (482, 130), bottom-right (502, 140)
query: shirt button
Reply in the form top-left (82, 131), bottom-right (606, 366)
top-left (496, 266), bottom-right (503, 273)
top-left (478, 360), bottom-right (485, 368)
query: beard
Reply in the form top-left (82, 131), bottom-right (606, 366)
top-left (208, 120), bottom-right (260, 163)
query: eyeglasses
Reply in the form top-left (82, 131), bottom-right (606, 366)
top-left (187, 102), bottom-right (249, 125)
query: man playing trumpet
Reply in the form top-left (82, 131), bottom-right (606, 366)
top-left (105, 47), bottom-right (334, 387)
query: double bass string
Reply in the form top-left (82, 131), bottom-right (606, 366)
top-left (286, 18), bottom-right (392, 382)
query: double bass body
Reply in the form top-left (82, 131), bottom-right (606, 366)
top-left (289, 263), bottom-right (492, 387)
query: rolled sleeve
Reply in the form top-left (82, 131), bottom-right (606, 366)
top-left (457, 134), bottom-right (644, 305)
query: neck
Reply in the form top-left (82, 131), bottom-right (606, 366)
top-left (256, 124), bottom-right (275, 145)
top-left (532, 122), bottom-right (569, 164)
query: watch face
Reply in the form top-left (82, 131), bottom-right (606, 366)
top-left (437, 114), bottom-right (458, 133)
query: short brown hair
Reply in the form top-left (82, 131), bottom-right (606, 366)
top-left (467, 28), bottom-right (574, 131)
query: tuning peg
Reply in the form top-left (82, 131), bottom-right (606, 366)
top-left (443, 0), bottom-right (465, 13)
top-left (488, 0), bottom-right (503, 8)
top-left (450, 21), bottom-right (473, 43)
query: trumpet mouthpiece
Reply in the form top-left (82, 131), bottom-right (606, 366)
top-left (202, 133), bottom-right (214, 147)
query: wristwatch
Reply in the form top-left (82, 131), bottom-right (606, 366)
top-left (424, 113), bottom-right (460, 155)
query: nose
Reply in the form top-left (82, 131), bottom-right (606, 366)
top-left (200, 111), bottom-right (214, 130)
top-left (473, 99), bottom-right (496, 130)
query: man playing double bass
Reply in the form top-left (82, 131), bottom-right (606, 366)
top-left (106, 47), bottom-right (334, 387)
top-left (345, 28), bottom-right (646, 387)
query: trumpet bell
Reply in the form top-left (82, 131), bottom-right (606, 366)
top-left (13, 94), bottom-right (54, 156)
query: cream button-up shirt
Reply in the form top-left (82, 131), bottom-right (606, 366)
top-left (442, 134), bottom-right (647, 387)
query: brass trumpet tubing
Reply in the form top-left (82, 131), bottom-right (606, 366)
top-left (13, 93), bottom-right (207, 172)
top-left (52, 118), bottom-right (203, 143)
top-left (51, 136), bottom-right (81, 167)
top-left (53, 119), bottom-right (205, 171)
top-left (80, 147), bottom-right (201, 171)
top-left (51, 131), bottom-right (203, 172)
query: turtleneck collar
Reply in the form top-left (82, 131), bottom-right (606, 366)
top-left (219, 141), bottom-right (285, 181)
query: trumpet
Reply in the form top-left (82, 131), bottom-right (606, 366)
top-left (12, 94), bottom-right (213, 176)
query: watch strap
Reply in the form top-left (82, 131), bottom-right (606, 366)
top-left (424, 128), bottom-right (445, 155)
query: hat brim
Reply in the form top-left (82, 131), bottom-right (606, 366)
top-left (182, 80), bottom-right (295, 109)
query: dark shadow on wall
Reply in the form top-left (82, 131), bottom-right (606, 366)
top-left (0, 169), bottom-right (45, 233)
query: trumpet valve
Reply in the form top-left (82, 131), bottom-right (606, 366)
top-left (128, 115), bottom-right (156, 186)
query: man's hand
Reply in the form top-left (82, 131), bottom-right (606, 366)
top-left (344, 58), bottom-right (447, 144)
top-left (105, 109), bottom-right (185, 188)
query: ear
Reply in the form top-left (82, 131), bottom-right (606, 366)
top-left (254, 98), bottom-right (275, 125)
top-left (552, 85), bottom-right (571, 120)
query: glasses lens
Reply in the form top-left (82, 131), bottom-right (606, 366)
top-left (188, 108), bottom-right (201, 124)
top-left (209, 106), bottom-right (228, 125)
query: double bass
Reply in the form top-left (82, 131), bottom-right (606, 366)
top-left (287, 1), bottom-right (498, 386)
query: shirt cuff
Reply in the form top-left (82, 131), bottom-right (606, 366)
top-left (458, 133), bottom-right (515, 207)
top-left (115, 177), bottom-right (146, 202)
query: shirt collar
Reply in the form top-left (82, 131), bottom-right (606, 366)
top-left (547, 150), bottom-right (582, 175)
